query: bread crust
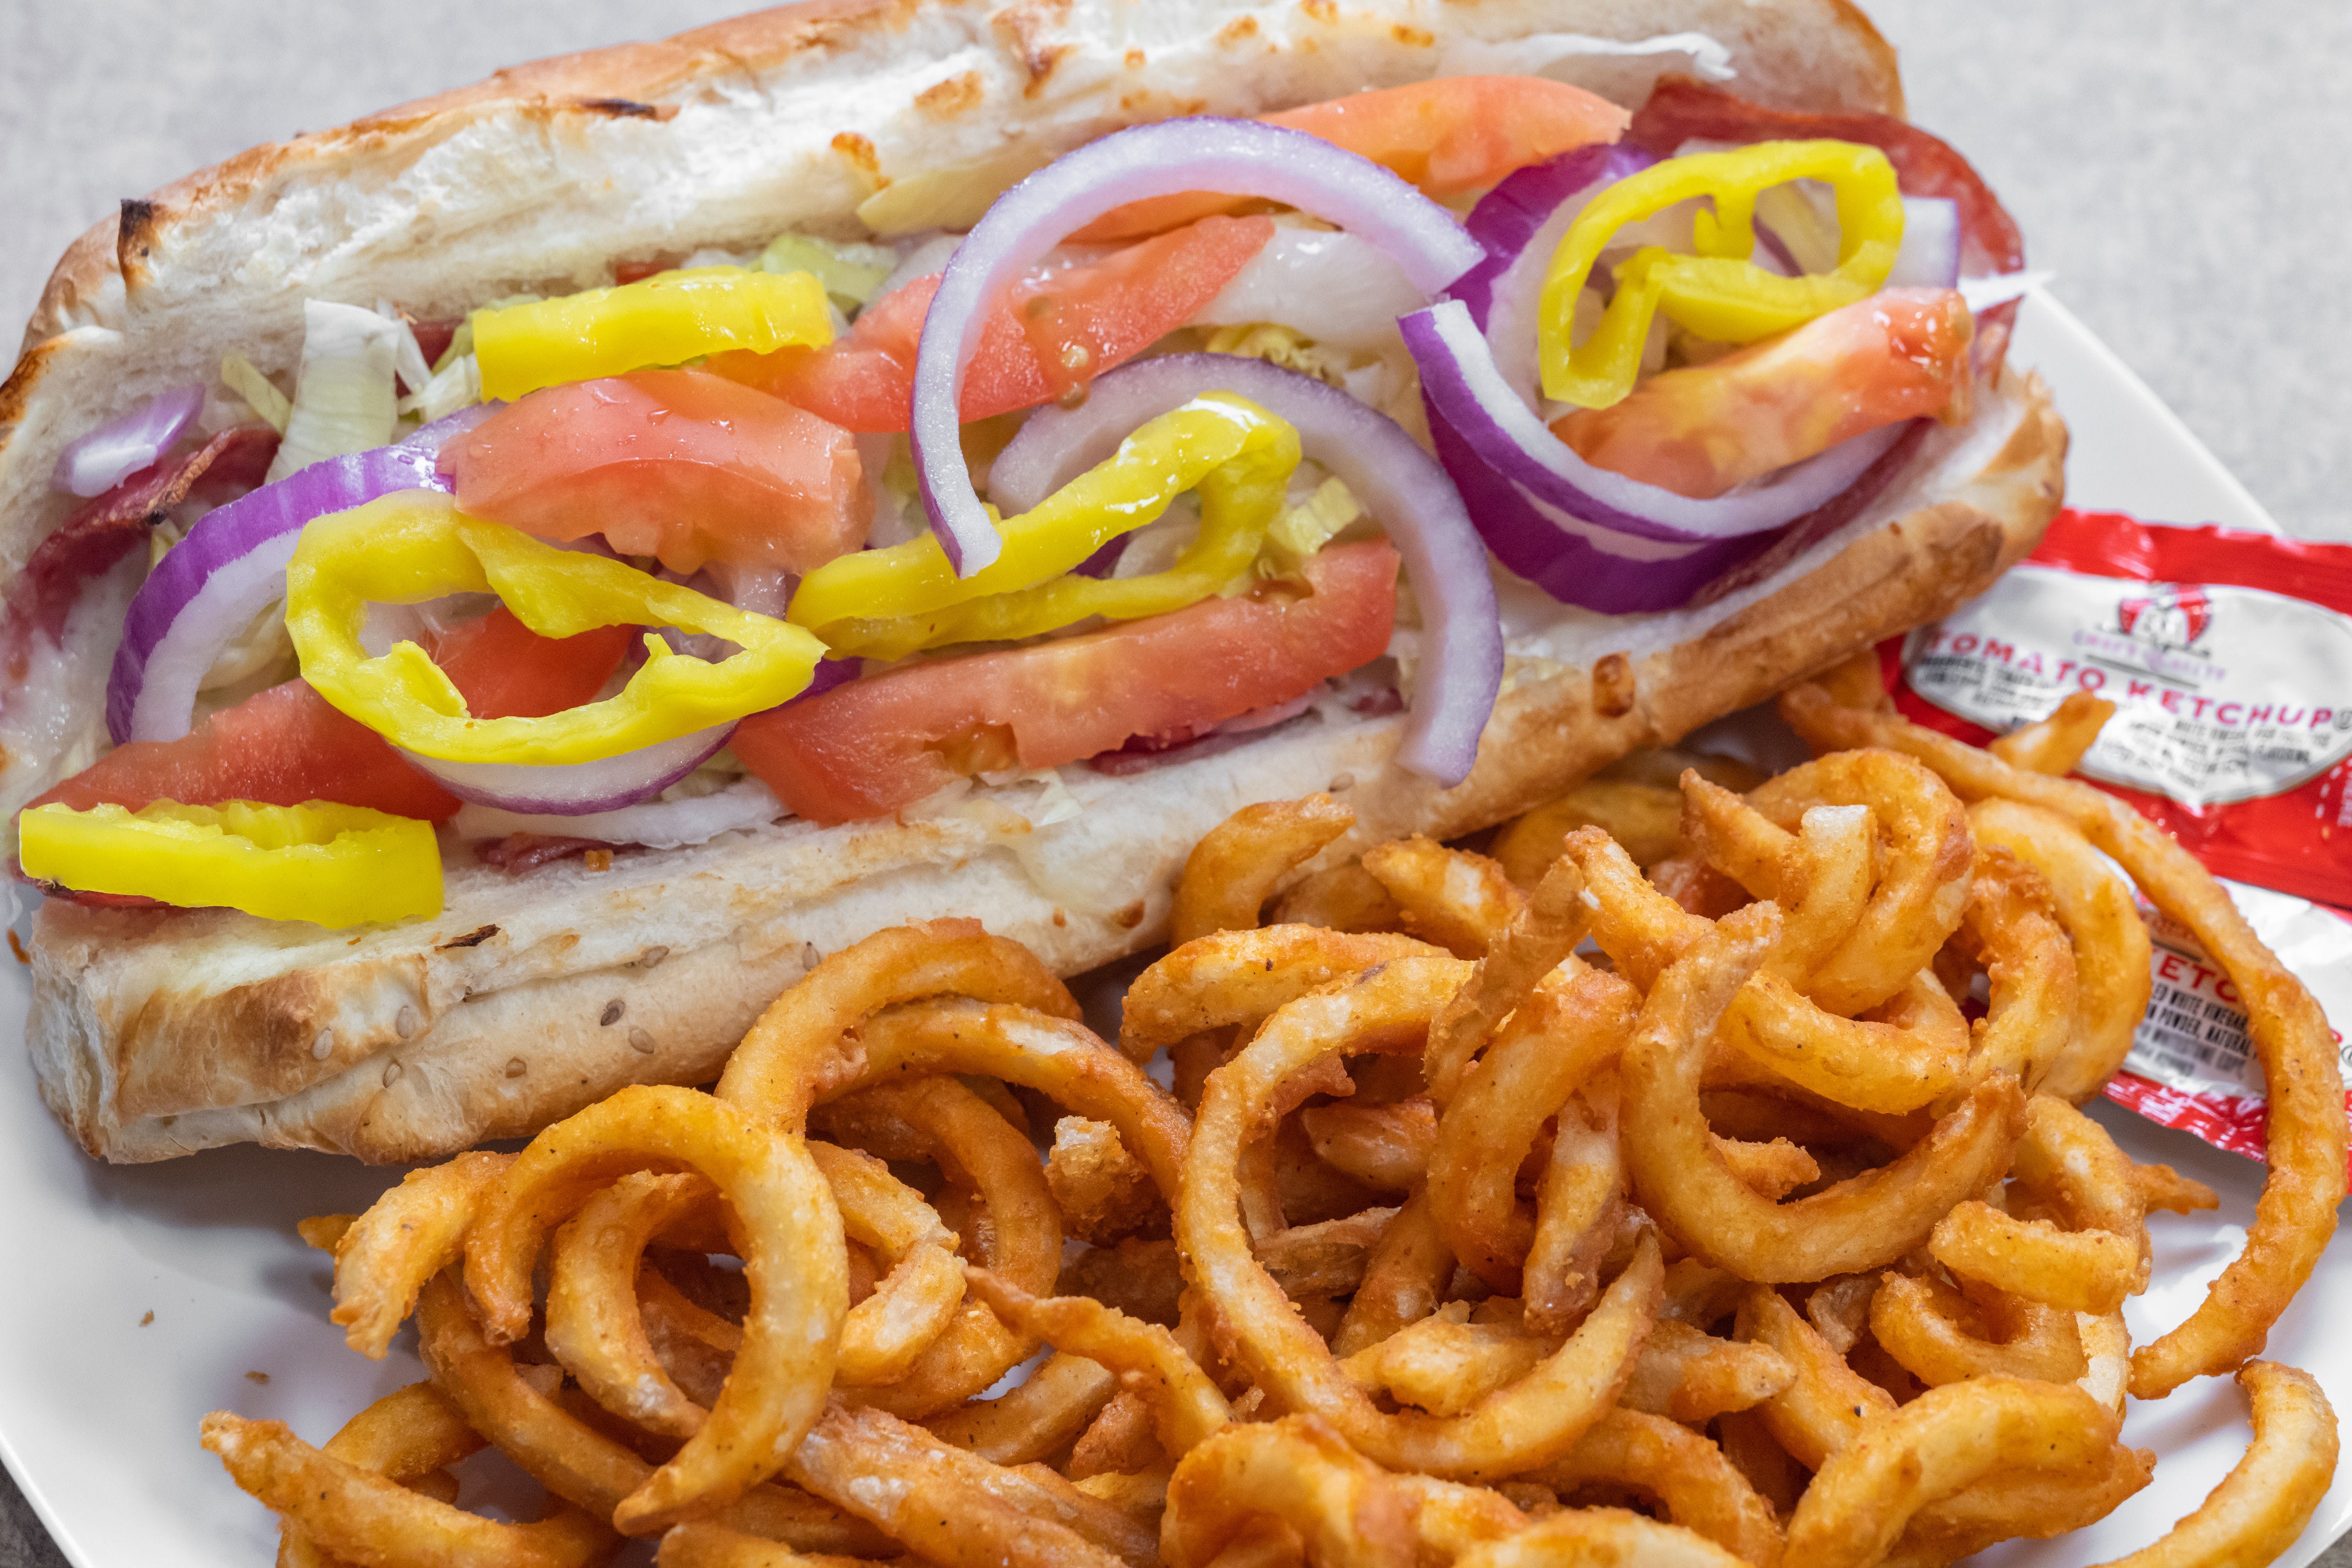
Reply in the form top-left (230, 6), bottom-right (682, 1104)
top-left (7, 0), bottom-right (2042, 1163)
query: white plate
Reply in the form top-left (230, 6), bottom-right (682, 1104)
top-left (0, 292), bottom-right (2344, 1567)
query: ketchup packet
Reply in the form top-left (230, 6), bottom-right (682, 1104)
top-left (2107, 879), bottom-right (2352, 1163)
top-left (1886, 508), bottom-right (2352, 1163)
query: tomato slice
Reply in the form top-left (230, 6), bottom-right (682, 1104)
top-left (1075, 77), bottom-right (1630, 242)
top-left (711, 215), bottom-right (1275, 433)
top-left (32, 609), bottom-right (629, 821)
top-left (32, 681), bottom-right (462, 823)
top-left (445, 368), bottom-right (870, 577)
top-left (1551, 288), bottom-right (1973, 499)
top-left (733, 542), bottom-right (1399, 825)
top-left (429, 605), bottom-right (633, 722)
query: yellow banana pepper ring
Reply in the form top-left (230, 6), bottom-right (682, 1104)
top-left (790, 393), bottom-right (1302, 659)
top-left (19, 800), bottom-right (442, 929)
top-left (285, 492), bottom-right (829, 767)
top-left (1539, 139), bottom-right (1905, 409)
top-left (472, 267), bottom-right (833, 402)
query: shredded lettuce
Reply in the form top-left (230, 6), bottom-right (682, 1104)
top-left (402, 354), bottom-right (481, 424)
top-left (265, 301), bottom-right (401, 482)
top-left (1205, 323), bottom-right (1425, 431)
top-left (219, 353), bottom-right (292, 434)
top-left (1203, 323), bottom-right (1334, 381)
top-left (862, 432), bottom-right (924, 547)
top-left (376, 301), bottom-right (435, 398)
top-left (1261, 477), bottom-right (1363, 578)
top-left (431, 318), bottom-right (472, 375)
top-left (199, 599), bottom-right (297, 694)
top-left (758, 233), bottom-right (899, 310)
top-left (401, 292), bottom-right (553, 422)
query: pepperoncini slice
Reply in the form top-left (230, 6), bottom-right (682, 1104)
top-left (471, 267), bottom-right (833, 402)
top-left (1539, 140), bottom-right (1904, 409)
top-left (285, 491), bottom-right (829, 767)
top-left (790, 393), bottom-right (1303, 659)
top-left (19, 799), bottom-right (442, 928)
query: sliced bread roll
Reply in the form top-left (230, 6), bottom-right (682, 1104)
top-left (6, 0), bottom-right (2063, 1161)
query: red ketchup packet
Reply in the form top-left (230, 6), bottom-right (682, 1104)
top-left (1885, 508), bottom-right (2352, 1167)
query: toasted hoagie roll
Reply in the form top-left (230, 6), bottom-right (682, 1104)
top-left (0, 0), bottom-right (2060, 1161)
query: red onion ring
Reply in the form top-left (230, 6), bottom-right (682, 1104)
top-left (1452, 143), bottom-right (1659, 403)
top-left (452, 775), bottom-right (784, 850)
top-left (110, 447), bottom-right (438, 742)
top-left (401, 403), bottom-right (504, 455)
top-left (399, 723), bottom-right (735, 815)
top-left (912, 117), bottom-right (1485, 578)
top-left (991, 354), bottom-right (1500, 785)
top-left (1404, 299), bottom-right (1906, 545)
top-left (1681, 418), bottom-right (1933, 611)
top-left (52, 386), bottom-right (205, 499)
top-left (108, 407), bottom-right (498, 744)
top-left (1402, 300), bottom-right (1916, 613)
top-left (401, 655), bottom-right (857, 817)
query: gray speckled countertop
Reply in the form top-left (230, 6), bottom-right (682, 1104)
top-left (0, 3), bottom-right (2347, 1565)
